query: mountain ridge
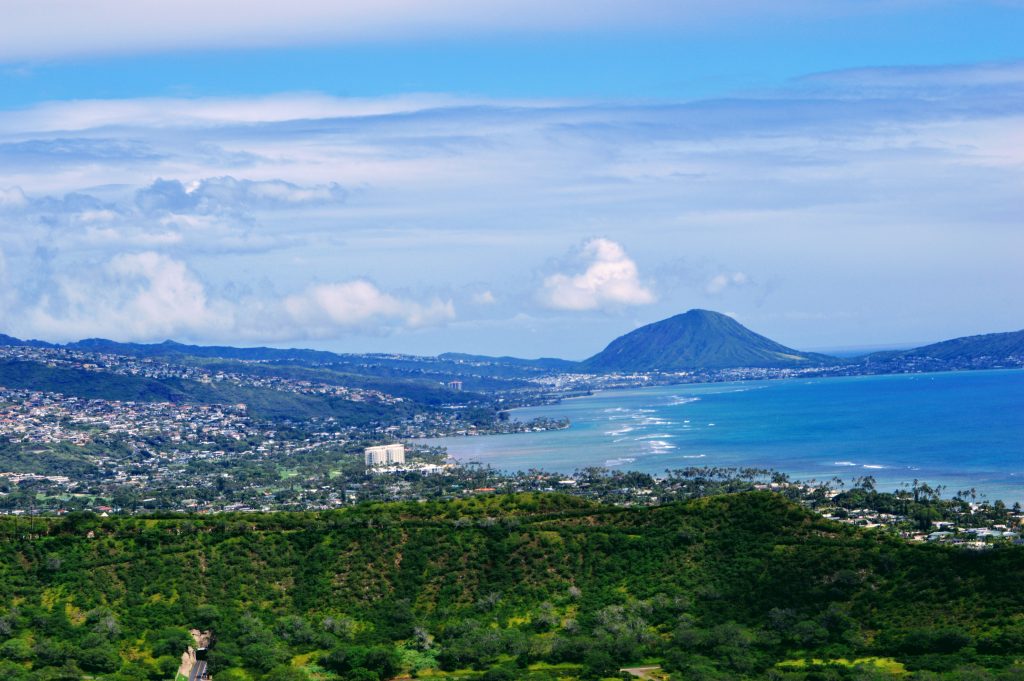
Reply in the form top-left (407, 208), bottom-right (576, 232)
top-left (863, 328), bottom-right (1024, 363)
top-left (1, 312), bottom-right (1022, 373)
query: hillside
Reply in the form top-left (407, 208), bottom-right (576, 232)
top-left (584, 309), bottom-right (838, 372)
top-left (1, 493), bottom-right (1022, 680)
top-left (0, 359), bottom-right (414, 424)
top-left (864, 329), bottom-right (1024, 365)
top-left (0, 333), bottom-right (558, 387)
top-left (67, 338), bottom-right (344, 364)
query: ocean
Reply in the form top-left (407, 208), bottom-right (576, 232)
top-left (425, 369), bottom-right (1024, 503)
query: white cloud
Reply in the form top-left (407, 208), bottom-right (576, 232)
top-left (7, 252), bottom-right (454, 343)
top-left (0, 94), bottom-right (483, 135)
top-left (1, 61), bottom-right (1023, 351)
top-left (284, 280), bottom-right (455, 332)
top-left (0, 186), bottom-right (28, 210)
top-left (705, 271), bottom-right (749, 295)
top-left (0, 249), bottom-right (12, 321)
top-left (135, 176), bottom-right (347, 215)
top-left (0, 175), bottom-right (348, 258)
top-left (472, 290), bottom-right (497, 305)
top-left (541, 238), bottom-right (655, 311)
top-left (26, 252), bottom-right (233, 341)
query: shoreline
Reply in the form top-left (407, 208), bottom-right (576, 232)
top-left (422, 368), bottom-right (1024, 504)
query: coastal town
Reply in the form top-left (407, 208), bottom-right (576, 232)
top-left (3, 400), bottom-right (1022, 550)
top-left (1, 336), bottom-right (1021, 550)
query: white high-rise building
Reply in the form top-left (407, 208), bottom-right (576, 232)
top-left (364, 443), bottom-right (405, 466)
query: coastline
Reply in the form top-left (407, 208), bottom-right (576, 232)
top-left (422, 368), bottom-right (1024, 504)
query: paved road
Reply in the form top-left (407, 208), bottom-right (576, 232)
top-left (188, 660), bottom-right (207, 681)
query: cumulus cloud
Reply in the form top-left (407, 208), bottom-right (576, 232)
top-left (541, 238), bottom-right (655, 311)
top-left (705, 271), bottom-right (750, 295)
top-left (26, 252), bottom-right (233, 341)
top-left (3, 251), bottom-right (455, 343)
top-left (284, 280), bottom-right (455, 333)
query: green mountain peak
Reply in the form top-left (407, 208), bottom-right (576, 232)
top-left (583, 309), bottom-right (837, 371)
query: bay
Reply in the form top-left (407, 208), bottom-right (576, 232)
top-left (425, 369), bottom-right (1024, 503)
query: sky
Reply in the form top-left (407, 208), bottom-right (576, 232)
top-left (0, 1), bottom-right (1022, 359)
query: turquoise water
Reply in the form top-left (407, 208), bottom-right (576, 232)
top-left (427, 370), bottom-right (1024, 503)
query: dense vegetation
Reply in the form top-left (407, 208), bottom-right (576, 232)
top-left (1, 492), bottom-right (1023, 680)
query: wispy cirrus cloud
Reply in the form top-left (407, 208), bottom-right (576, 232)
top-left (0, 93), bottom-right (482, 134)
top-left (0, 138), bottom-right (162, 165)
top-left (134, 176), bottom-right (347, 215)
top-left (0, 175), bottom-right (347, 257)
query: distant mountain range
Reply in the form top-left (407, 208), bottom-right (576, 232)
top-left (2, 310), bottom-right (1023, 374)
top-left (437, 352), bottom-right (579, 372)
top-left (0, 335), bottom-right (346, 363)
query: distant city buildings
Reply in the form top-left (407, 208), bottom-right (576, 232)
top-left (364, 443), bottom-right (405, 466)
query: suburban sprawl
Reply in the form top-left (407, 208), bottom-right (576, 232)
top-left (1, 328), bottom-right (1022, 550)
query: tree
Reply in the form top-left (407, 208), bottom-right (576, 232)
top-left (77, 639), bottom-right (121, 673)
top-left (241, 642), bottom-right (287, 672)
top-left (263, 666), bottom-right (308, 681)
top-left (345, 670), bottom-right (380, 681)
top-left (581, 648), bottom-right (617, 680)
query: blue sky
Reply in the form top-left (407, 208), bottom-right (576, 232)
top-left (1, 1), bottom-right (1022, 357)
top-left (4, 3), bottom-right (1024, 104)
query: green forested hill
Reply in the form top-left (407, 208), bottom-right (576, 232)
top-left (583, 310), bottom-right (838, 372)
top-left (864, 329), bottom-right (1024, 364)
top-left (1, 493), bottom-right (1023, 681)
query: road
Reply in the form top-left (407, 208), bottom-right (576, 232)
top-left (188, 659), bottom-right (207, 681)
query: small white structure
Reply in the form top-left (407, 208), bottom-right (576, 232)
top-left (364, 443), bottom-right (405, 466)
